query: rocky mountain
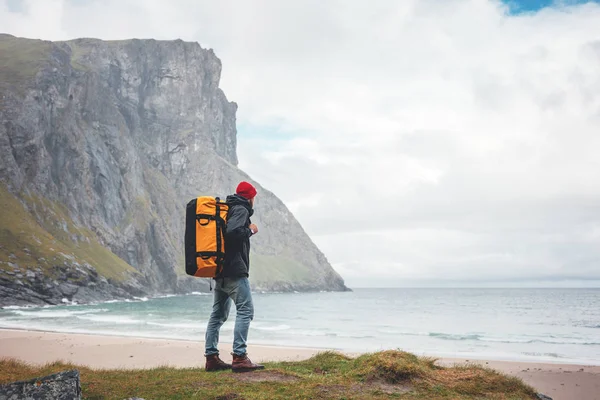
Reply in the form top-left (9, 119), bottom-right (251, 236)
top-left (0, 34), bottom-right (348, 306)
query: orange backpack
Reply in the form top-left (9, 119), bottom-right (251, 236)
top-left (184, 196), bottom-right (229, 278)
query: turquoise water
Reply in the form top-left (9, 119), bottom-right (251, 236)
top-left (1, 288), bottom-right (599, 365)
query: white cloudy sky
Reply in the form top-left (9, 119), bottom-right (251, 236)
top-left (2, 0), bottom-right (600, 287)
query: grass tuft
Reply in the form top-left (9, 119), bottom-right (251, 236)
top-left (0, 35), bottom-right (52, 94)
top-left (352, 350), bottom-right (433, 384)
top-left (428, 363), bottom-right (537, 397)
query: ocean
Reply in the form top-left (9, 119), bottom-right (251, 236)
top-left (1, 288), bottom-right (599, 365)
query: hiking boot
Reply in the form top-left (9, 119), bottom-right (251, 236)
top-left (205, 354), bottom-right (232, 372)
top-left (231, 353), bottom-right (265, 373)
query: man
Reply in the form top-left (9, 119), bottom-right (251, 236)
top-left (204, 181), bottom-right (265, 373)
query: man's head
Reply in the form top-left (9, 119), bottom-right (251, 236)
top-left (236, 181), bottom-right (257, 207)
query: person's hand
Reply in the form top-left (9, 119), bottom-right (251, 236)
top-left (249, 224), bottom-right (258, 235)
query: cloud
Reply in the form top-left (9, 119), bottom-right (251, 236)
top-left (1, 0), bottom-right (600, 287)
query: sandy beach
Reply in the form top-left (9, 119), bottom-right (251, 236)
top-left (1, 329), bottom-right (599, 400)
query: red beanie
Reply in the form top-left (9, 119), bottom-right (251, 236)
top-left (236, 181), bottom-right (257, 200)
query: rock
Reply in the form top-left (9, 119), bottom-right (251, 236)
top-left (537, 394), bottom-right (553, 400)
top-left (0, 34), bottom-right (349, 307)
top-left (0, 369), bottom-right (81, 400)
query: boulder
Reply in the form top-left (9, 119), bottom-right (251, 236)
top-left (0, 370), bottom-right (81, 400)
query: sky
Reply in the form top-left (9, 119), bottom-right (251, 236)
top-left (1, 0), bottom-right (599, 288)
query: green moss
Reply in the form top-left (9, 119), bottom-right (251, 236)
top-left (118, 196), bottom-right (154, 232)
top-left (174, 252), bottom-right (186, 277)
top-left (0, 35), bottom-right (52, 93)
top-left (144, 168), bottom-right (171, 197)
top-left (0, 183), bottom-right (136, 281)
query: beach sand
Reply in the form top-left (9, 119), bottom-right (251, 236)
top-left (1, 329), bottom-right (598, 400)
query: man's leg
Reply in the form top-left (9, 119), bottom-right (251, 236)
top-left (230, 277), bottom-right (254, 356)
top-left (227, 277), bottom-right (264, 372)
top-left (204, 282), bottom-right (231, 356)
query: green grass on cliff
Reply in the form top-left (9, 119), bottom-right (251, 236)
top-left (66, 40), bottom-right (92, 71)
top-left (0, 35), bottom-right (52, 92)
top-left (0, 350), bottom-right (537, 400)
top-left (0, 184), bottom-right (136, 281)
top-left (250, 253), bottom-right (312, 287)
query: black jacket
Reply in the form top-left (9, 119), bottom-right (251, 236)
top-left (221, 194), bottom-right (254, 278)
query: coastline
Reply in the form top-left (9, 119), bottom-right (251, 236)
top-left (1, 329), bottom-right (599, 399)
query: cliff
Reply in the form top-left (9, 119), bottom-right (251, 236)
top-left (0, 34), bottom-right (348, 306)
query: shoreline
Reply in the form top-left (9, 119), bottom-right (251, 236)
top-left (2, 326), bottom-right (598, 366)
top-left (1, 329), bottom-right (599, 399)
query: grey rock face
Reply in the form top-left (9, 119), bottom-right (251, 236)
top-left (0, 369), bottom-right (81, 400)
top-left (0, 261), bottom-right (144, 306)
top-left (0, 35), bottom-right (348, 306)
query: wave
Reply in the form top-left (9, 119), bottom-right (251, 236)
top-left (76, 315), bottom-right (143, 324)
top-left (2, 305), bottom-right (35, 310)
top-left (577, 324), bottom-right (600, 329)
top-left (377, 330), bottom-right (600, 346)
top-left (147, 321), bottom-right (205, 330)
top-left (429, 332), bottom-right (482, 341)
top-left (93, 298), bottom-right (150, 305)
top-left (254, 324), bottom-right (291, 331)
top-left (522, 352), bottom-right (564, 359)
top-left (428, 332), bottom-right (600, 346)
top-left (377, 329), bottom-right (431, 336)
top-left (188, 292), bottom-right (211, 296)
top-left (286, 329), bottom-right (375, 339)
top-left (11, 309), bottom-right (108, 318)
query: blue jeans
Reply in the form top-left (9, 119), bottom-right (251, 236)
top-left (205, 277), bottom-right (254, 356)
